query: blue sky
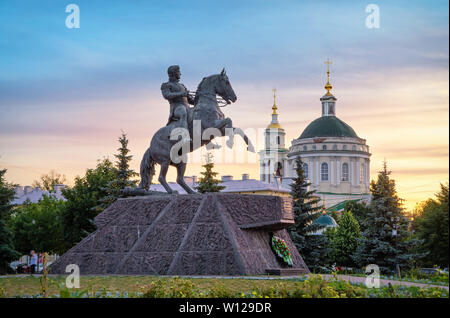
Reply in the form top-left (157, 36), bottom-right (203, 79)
top-left (1, 0), bottom-right (447, 98)
top-left (0, 0), bottom-right (448, 209)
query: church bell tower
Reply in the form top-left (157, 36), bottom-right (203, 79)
top-left (321, 58), bottom-right (337, 116)
top-left (259, 89), bottom-right (289, 183)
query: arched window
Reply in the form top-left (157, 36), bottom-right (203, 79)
top-left (275, 162), bottom-right (283, 177)
top-left (303, 163), bottom-right (309, 178)
top-left (277, 136), bottom-right (281, 145)
top-left (343, 145), bottom-right (347, 150)
top-left (333, 144), bottom-right (338, 150)
top-left (303, 145), bottom-right (307, 151)
top-left (321, 163), bottom-right (328, 181)
top-left (352, 145), bottom-right (356, 151)
top-left (360, 163), bottom-right (365, 183)
top-left (312, 145), bottom-right (316, 150)
top-left (322, 145), bottom-right (327, 150)
top-left (342, 163), bottom-right (349, 181)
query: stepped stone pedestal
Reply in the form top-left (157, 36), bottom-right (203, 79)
top-left (50, 193), bottom-right (309, 276)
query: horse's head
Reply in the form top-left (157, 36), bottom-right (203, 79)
top-left (215, 68), bottom-right (237, 104)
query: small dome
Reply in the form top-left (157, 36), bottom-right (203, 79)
top-left (299, 116), bottom-right (358, 139)
top-left (267, 122), bottom-right (283, 129)
top-left (313, 214), bottom-right (337, 227)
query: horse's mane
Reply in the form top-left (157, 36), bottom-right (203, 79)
top-left (194, 74), bottom-right (218, 105)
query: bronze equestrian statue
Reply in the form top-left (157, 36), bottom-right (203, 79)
top-left (138, 66), bottom-right (255, 194)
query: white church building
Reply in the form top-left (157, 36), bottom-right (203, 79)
top-left (258, 62), bottom-right (371, 211)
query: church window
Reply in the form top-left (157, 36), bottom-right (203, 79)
top-left (322, 145), bottom-right (327, 150)
top-left (333, 144), bottom-right (338, 150)
top-left (343, 145), bottom-right (347, 150)
top-left (360, 163), bottom-right (365, 183)
top-left (328, 103), bottom-right (335, 115)
top-left (312, 145), bottom-right (316, 150)
top-left (277, 136), bottom-right (281, 145)
top-left (303, 145), bottom-right (307, 151)
top-left (342, 163), bottom-right (349, 181)
top-left (303, 163), bottom-right (309, 178)
top-left (352, 145), bottom-right (356, 151)
top-left (321, 163), bottom-right (329, 181)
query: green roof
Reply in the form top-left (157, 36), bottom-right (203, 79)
top-left (299, 116), bottom-right (358, 139)
top-left (327, 199), bottom-right (362, 212)
top-left (313, 214), bottom-right (337, 227)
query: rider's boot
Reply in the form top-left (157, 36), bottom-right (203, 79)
top-left (206, 141), bottom-right (221, 150)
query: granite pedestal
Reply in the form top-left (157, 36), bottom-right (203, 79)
top-left (50, 193), bottom-right (309, 275)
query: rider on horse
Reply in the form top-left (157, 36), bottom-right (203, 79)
top-left (161, 65), bottom-right (194, 143)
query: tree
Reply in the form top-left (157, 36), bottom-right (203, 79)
top-left (195, 152), bottom-right (225, 194)
top-left (344, 200), bottom-right (371, 232)
top-left (287, 157), bottom-right (329, 270)
top-left (0, 168), bottom-right (20, 273)
top-left (8, 195), bottom-right (66, 255)
top-left (353, 161), bottom-right (423, 273)
top-left (61, 158), bottom-right (117, 251)
top-left (32, 170), bottom-right (66, 192)
top-left (413, 183), bottom-right (449, 268)
top-left (96, 132), bottom-right (138, 211)
top-left (327, 211), bottom-right (361, 267)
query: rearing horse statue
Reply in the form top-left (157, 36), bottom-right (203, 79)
top-left (139, 68), bottom-right (255, 194)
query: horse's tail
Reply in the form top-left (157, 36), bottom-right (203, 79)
top-left (138, 147), bottom-right (156, 190)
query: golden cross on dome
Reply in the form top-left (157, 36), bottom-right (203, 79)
top-left (324, 58), bottom-right (333, 94)
top-left (272, 88), bottom-right (278, 114)
top-left (325, 58), bottom-right (332, 81)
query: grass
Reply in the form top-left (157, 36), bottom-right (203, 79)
top-left (3, 275), bottom-right (293, 296)
top-left (0, 274), bottom-right (448, 298)
top-left (0, 275), bottom-right (305, 297)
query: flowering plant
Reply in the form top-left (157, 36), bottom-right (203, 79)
top-left (271, 235), bottom-right (293, 267)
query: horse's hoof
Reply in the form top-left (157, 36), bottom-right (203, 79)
top-left (226, 140), bottom-right (234, 148)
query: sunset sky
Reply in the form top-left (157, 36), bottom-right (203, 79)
top-left (0, 0), bottom-right (448, 211)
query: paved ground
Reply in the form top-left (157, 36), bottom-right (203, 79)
top-left (1, 273), bottom-right (448, 290)
top-left (321, 274), bottom-right (449, 290)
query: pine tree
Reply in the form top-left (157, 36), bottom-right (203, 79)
top-left (327, 211), bottom-right (361, 267)
top-left (288, 156), bottom-right (329, 270)
top-left (96, 132), bottom-right (138, 211)
top-left (353, 161), bottom-right (424, 273)
top-left (0, 168), bottom-right (20, 274)
top-left (195, 152), bottom-right (225, 194)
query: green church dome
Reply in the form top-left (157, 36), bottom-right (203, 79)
top-left (313, 214), bottom-right (337, 227)
top-left (299, 116), bottom-right (359, 139)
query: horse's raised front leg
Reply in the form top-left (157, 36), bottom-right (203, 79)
top-left (176, 162), bottom-right (196, 194)
top-left (213, 117), bottom-right (234, 149)
top-left (158, 161), bottom-right (174, 194)
top-left (233, 127), bottom-right (255, 153)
